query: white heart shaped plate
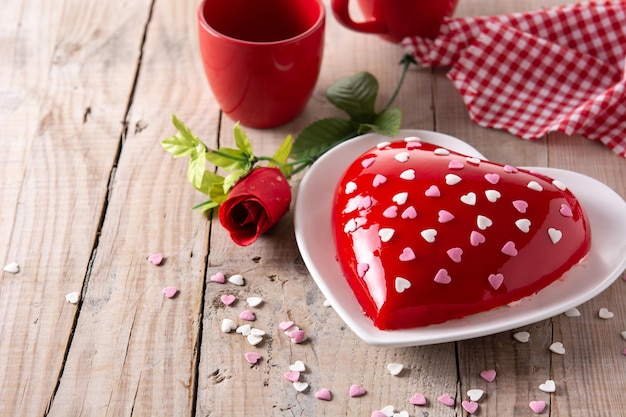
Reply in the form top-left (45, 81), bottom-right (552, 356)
top-left (294, 130), bottom-right (626, 347)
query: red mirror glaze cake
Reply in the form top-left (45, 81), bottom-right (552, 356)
top-left (332, 138), bottom-right (591, 330)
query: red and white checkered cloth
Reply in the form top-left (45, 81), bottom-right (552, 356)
top-left (402, 1), bottom-right (626, 157)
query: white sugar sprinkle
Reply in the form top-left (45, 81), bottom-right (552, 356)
top-left (434, 148), bottom-right (450, 156)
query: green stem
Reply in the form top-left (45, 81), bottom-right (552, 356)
top-left (384, 54), bottom-right (416, 110)
top-left (210, 149), bottom-right (250, 163)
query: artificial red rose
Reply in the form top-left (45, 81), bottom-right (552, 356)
top-left (219, 167), bottom-right (291, 246)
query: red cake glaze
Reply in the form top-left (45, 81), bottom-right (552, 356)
top-left (332, 139), bottom-right (591, 330)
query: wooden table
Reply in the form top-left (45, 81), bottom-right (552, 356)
top-left (1, 0), bottom-right (625, 415)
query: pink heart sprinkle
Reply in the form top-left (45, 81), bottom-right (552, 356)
top-left (406, 141), bottom-right (422, 149)
top-left (284, 371), bottom-right (301, 382)
top-left (462, 400), bottom-right (479, 414)
top-left (480, 369), bottom-right (497, 382)
top-left (290, 329), bottom-right (307, 344)
top-left (484, 173), bottom-right (500, 184)
top-left (239, 310), bottom-right (256, 321)
top-left (210, 272), bottom-right (225, 283)
top-left (220, 294), bottom-right (236, 306)
top-left (148, 253), bottom-right (164, 265)
top-left (362, 157), bottom-right (376, 168)
top-left (399, 247), bottom-right (416, 262)
top-left (438, 210), bottom-right (455, 223)
top-left (373, 174), bottom-right (387, 187)
top-left (383, 206), bottom-right (398, 218)
top-left (409, 393), bottom-right (427, 406)
top-left (315, 388), bottom-right (332, 401)
top-left (162, 287), bottom-right (178, 299)
top-left (470, 231), bottom-right (486, 246)
top-left (513, 200), bottom-right (529, 213)
top-left (371, 412), bottom-right (387, 417)
top-left (434, 269), bottom-right (452, 284)
top-left (349, 384), bottom-right (367, 397)
top-left (560, 203), bottom-right (573, 217)
top-left (504, 165), bottom-right (519, 173)
top-left (448, 160), bottom-right (464, 170)
top-left (244, 352), bottom-right (262, 364)
top-left (447, 247), bottom-right (463, 263)
top-left (279, 321), bottom-right (294, 331)
top-left (437, 393), bottom-right (454, 407)
top-left (529, 400), bottom-right (547, 414)
top-left (357, 263), bottom-right (370, 277)
top-left (501, 241), bottom-right (518, 256)
top-left (401, 206), bottom-right (417, 219)
top-left (425, 185), bottom-right (441, 197)
top-left (488, 273), bottom-right (505, 290)
top-left (622, 348), bottom-right (626, 355)
top-left (358, 195), bottom-right (373, 210)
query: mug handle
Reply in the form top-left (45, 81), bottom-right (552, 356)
top-left (331, 0), bottom-right (388, 35)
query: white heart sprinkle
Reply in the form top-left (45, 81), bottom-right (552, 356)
top-left (395, 277), bottom-right (411, 293)
top-left (247, 334), bottom-right (264, 346)
top-left (228, 274), bottom-right (245, 286)
top-left (467, 389), bottom-right (484, 401)
top-left (466, 157), bottom-right (481, 165)
top-left (379, 228), bottom-right (395, 243)
top-left (387, 363), bottom-right (403, 376)
top-left (527, 181), bottom-right (543, 192)
top-left (323, 299), bottom-right (332, 307)
top-left (400, 169), bottom-right (415, 180)
top-left (477, 215), bottom-right (493, 230)
top-left (394, 151), bottom-right (410, 162)
top-left (513, 331), bottom-right (531, 343)
top-left (621, 331), bottom-right (626, 341)
top-left (250, 328), bottom-right (265, 336)
top-left (236, 324), bottom-right (252, 336)
top-left (394, 412), bottom-right (409, 417)
top-left (548, 228), bottom-right (563, 244)
top-left (221, 319), bottom-right (237, 333)
top-left (515, 219), bottom-right (531, 233)
top-left (434, 148), bottom-right (450, 156)
top-left (65, 292), bottom-right (79, 304)
top-left (564, 307), bottom-right (581, 317)
top-left (421, 229), bottom-right (437, 243)
top-left (377, 141), bottom-right (391, 149)
top-left (549, 342), bottom-right (566, 355)
top-left (599, 308), bottom-right (614, 319)
top-left (461, 192), bottom-right (477, 206)
top-left (392, 192), bottom-right (408, 205)
top-left (247, 297), bottom-right (263, 307)
top-left (290, 360), bottom-right (306, 372)
top-left (485, 189), bottom-right (501, 202)
top-left (552, 180), bottom-right (567, 191)
top-left (345, 181), bottom-right (357, 194)
top-left (446, 174), bottom-right (462, 185)
top-left (293, 381), bottom-right (309, 392)
top-left (344, 218), bottom-right (357, 233)
top-left (404, 136), bottom-right (421, 143)
top-left (539, 380), bottom-right (556, 393)
top-left (3, 262), bottom-right (19, 274)
top-left (380, 406), bottom-right (395, 416)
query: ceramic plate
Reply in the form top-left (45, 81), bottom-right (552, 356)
top-left (294, 130), bottom-right (626, 347)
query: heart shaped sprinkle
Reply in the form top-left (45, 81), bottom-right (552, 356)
top-left (527, 181), bottom-right (543, 192)
top-left (620, 331), bottom-right (626, 341)
top-left (470, 231), bottom-right (486, 246)
top-left (467, 389), bottom-right (484, 401)
top-left (279, 321), bottom-right (295, 331)
top-left (434, 148), bottom-right (450, 156)
top-left (65, 291), bottom-right (79, 304)
top-left (504, 165), bottom-right (519, 173)
top-left (409, 393), bottom-right (427, 406)
top-left (380, 405), bottom-right (395, 416)
top-left (421, 229), bottom-right (437, 243)
top-left (513, 331), bottom-right (531, 343)
top-left (425, 185), bottom-right (441, 197)
top-left (446, 174), bottom-right (462, 185)
top-left (3, 262), bottom-right (19, 274)
top-left (529, 400), bottom-right (547, 414)
top-left (162, 287), bottom-right (178, 299)
top-left (221, 319), bottom-right (236, 333)
top-left (379, 228), bottom-right (395, 242)
top-left (462, 400), bottom-right (479, 414)
top-left (371, 412), bottom-right (387, 417)
top-left (401, 206), bottom-right (417, 219)
top-left (236, 324), bottom-right (251, 336)
top-left (290, 329), bottom-right (307, 344)
top-left (289, 360), bottom-right (306, 372)
top-left (394, 151), bottom-right (410, 162)
top-left (552, 180), bottom-right (567, 191)
top-left (461, 192), bottom-right (477, 205)
top-left (485, 189), bottom-right (501, 202)
top-left (513, 199), bottom-right (529, 213)
top-left (448, 159), bottom-right (464, 169)
top-left (564, 307), bottom-right (581, 317)
top-left (220, 294), bottom-right (236, 306)
top-left (515, 218), bottom-right (531, 233)
top-left (488, 273), bottom-right (505, 290)
top-left (250, 328), bottom-right (265, 337)
top-left (501, 241), bottom-right (518, 256)
top-left (387, 363), bottom-right (403, 376)
top-left (399, 248), bottom-right (416, 262)
top-left (244, 352), bottom-right (262, 364)
top-left (210, 272), bottom-right (225, 283)
top-left (480, 369), bottom-right (496, 382)
top-left (228, 274), bottom-right (245, 286)
top-left (373, 174), bottom-right (387, 187)
top-left (393, 411), bottom-right (409, 417)
top-left (239, 310), bottom-right (256, 321)
top-left (283, 371), bottom-right (300, 382)
top-left (247, 334), bottom-right (263, 346)
top-left (383, 206), bottom-right (398, 218)
top-left (358, 263), bottom-right (370, 277)
top-left (247, 296), bottom-right (263, 307)
top-left (549, 342), bottom-right (566, 355)
top-left (349, 384), bottom-right (367, 397)
top-left (283, 325), bottom-right (299, 336)
top-left (362, 157), bottom-right (376, 168)
top-left (395, 277), bottom-right (411, 293)
top-left (548, 228), bottom-right (563, 244)
top-left (400, 169), bottom-right (415, 180)
top-left (438, 210), bottom-right (455, 223)
top-left (477, 215), bottom-right (493, 230)
top-left (437, 393), bottom-right (454, 407)
top-left (293, 381), bottom-right (309, 392)
top-left (539, 380), bottom-right (556, 393)
top-left (434, 269), bottom-right (452, 284)
top-left (392, 192), bottom-right (408, 205)
top-left (148, 253), bottom-right (164, 265)
top-left (467, 157), bottom-right (481, 165)
top-left (377, 141), bottom-right (391, 149)
top-left (484, 173), bottom-right (500, 184)
top-left (599, 307), bottom-right (614, 319)
top-left (315, 388), bottom-right (332, 401)
top-left (447, 247), bottom-right (463, 263)
top-left (559, 203), bottom-right (573, 217)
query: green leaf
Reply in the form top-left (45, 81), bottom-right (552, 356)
top-left (233, 123), bottom-right (254, 158)
top-left (192, 199), bottom-right (220, 212)
top-left (270, 135), bottom-right (293, 166)
top-left (291, 118), bottom-right (357, 161)
top-left (326, 72), bottom-right (379, 121)
top-left (223, 169), bottom-right (249, 194)
top-left (373, 107), bottom-right (402, 136)
top-left (206, 147), bottom-right (250, 171)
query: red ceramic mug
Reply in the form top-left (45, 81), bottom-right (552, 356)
top-left (332, 0), bottom-right (458, 43)
top-left (197, 0), bottom-right (325, 128)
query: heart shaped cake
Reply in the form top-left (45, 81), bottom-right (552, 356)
top-left (332, 137), bottom-right (591, 330)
